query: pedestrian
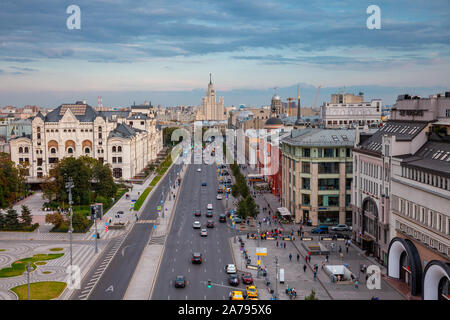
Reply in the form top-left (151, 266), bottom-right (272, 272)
top-left (308, 255), bottom-right (311, 263)
top-left (303, 264), bottom-right (307, 272)
top-left (297, 253), bottom-right (300, 262)
top-left (305, 256), bottom-right (308, 263)
top-left (354, 280), bottom-right (359, 289)
top-left (276, 241), bottom-right (278, 247)
top-left (346, 246), bottom-right (349, 254)
top-left (339, 245), bottom-right (342, 253)
top-left (326, 255), bottom-right (329, 263)
top-left (289, 253), bottom-right (292, 261)
top-left (313, 271), bottom-right (317, 281)
top-left (284, 242), bottom-right (286, 249)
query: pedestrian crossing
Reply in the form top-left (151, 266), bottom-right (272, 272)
top-left (148, 235), bottom-right (166, 245)
top-left (77, 233), bottom-right (128, 300)
top-left (136, 220), bottom-right (156, 224)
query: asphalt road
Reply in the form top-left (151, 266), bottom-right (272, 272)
top-left (83, 159), bottom-right (182, 300)
top-left (151, 157), bottom-right (238, 300)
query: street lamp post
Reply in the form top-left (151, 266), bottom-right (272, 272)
top-left (94, 207), bottom-right (98, 254)
top-left (65, 179), bottom-right (74, 269)
top-left (162, 186), bottom-right (165, 218)
top-left (26, 262), bottom-right (32, 300)
top-left (274, 256), bottom-right (279, 299)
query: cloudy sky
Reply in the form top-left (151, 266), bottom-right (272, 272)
top-left (0, 0), bottom-right (449, 108)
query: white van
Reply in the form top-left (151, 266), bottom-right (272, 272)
top-left (207, 203), bottom-right (213, 210)
top-left (279, 268), bottom-right (285, 284)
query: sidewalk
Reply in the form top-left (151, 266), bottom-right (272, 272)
top-left (123, 162), bottom-right (188, 300)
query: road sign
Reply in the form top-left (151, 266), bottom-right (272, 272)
top-left (256, 248), bottom-right (267, 256)
top-left (131, 199), bottom-right (136, 202)
top-left (157, 206), bottom-right (162, 210)
top-left (257, 259), bottom-right (261, 266)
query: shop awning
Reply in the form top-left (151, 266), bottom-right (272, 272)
top-left (277, 207), bottom-right (291, 216)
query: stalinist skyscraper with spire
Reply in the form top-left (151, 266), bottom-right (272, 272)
top-left (197, 73), bottom-right (226, 121)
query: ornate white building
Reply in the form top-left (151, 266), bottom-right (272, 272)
top-left (9, 101), bottom-right (163, 181)
top-left (196, 74), bottom-right (226, 121)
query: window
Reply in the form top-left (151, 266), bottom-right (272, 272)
top-left (302, 178), bottom-right (310, 190)
top-left (302, 162), bottom-right (310, 173)
top-left (140, 121), bottom-right (145, 125)
top-left (118, 157), bottom-right (122, 163)
top-left (302, 194), bottom-right (310, 205)
top-left (19, 147), bottom-right (23, 153)
top-left (118, 146), bottom-right (122, 152)
top-left (302, 148), bottom-right (310, 157)
top-left (112, 157), bottom-right (117, 163)
top-left (67, 147), bottom-right (73, 154)
top-left (324, 148), bottom-right (334, 157)
top-left (112, 146), bottom-right (116, 152)
top-left (50, 148), bottom-right (56, 154)
top-left (84, 147), bottom-right (90, 154)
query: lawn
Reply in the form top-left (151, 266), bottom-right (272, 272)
top-left (49, 248), bottom-right (63, 252)
top-left (0, 253), bottom-right (64, 278)
top-left (133, 187), bottom-right (152, 211)
top-left (0, 249), bottom-right (5, 252)
top-left (11, 281), bottom-right (67, 300)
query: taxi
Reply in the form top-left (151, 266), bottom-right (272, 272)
top-left (230, 291), bottom-right (244, 300)
top-left (246, 285), bottom-right (258, 298)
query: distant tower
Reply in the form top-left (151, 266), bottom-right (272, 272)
top-left (295, 85), bottom-right (302, 125)
top-left (98, 96), bottom-right (103, 109)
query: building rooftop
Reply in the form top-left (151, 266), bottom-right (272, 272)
top-left (359, 120), bottom-right (429, 154)
top-left (282, 128), bottom-right (356, 147)
top-left (44, 102), bottom-right (99, 123)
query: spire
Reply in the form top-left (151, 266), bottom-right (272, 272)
top-left (296, 84), bottom-right (302, 125)
top-left (209, 73), bottom-right (212, 85)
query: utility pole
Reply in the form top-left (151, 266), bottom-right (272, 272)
top-left (94, 206), bottom-right (98, 254)
top-left (161, 186), bottom-right (165, 218)
top-left (65, 179), bottom-right (74, 269)
top-left (274, 256), bottom-right (279, 300)
top-left (26, 262), bottom-right (32, 300)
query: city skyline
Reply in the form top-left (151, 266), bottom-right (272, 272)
top-left (1, 0), bottom-right (450, 107)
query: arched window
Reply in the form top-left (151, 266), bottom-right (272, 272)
top-left (50, 148), bottom-right (56, 154)
top-left (24, 147), bottom-right (29, 153)
top-left (37, 127), bottom-right (41, 132)
top-left (19, 147), bottom-right (23, 153)
top-left (112, 146), bottom-right (116, 152)
top-left (85, 147), bottom-right (90, 154)
top-left (118, 146), bottom-right (122, 152)
top-left (67, 147), bottom-right (73, 154)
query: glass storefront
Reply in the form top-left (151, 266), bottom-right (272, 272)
top-left (318, 211), bottom-right (339, 225)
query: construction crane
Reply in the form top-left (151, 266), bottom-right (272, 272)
top-left (313, 85), bottom-right (322, 110)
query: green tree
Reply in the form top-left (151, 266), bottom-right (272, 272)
top-left (20, 205), bottom-right (33, 226)
top-left (72, 212), bottom-right (90, 232)
top-left (4, 208), bottom-right (19, 229)
top-left (237, 198), bottom-right (248, 219)
top-left (45, 212), bottom-right (65, 227)
top-left (245, 195), bottom-right (258, 218)
top-left (0, 210), bottom-right (5, 229)
top-left (0, 153), bottom-right (26, 208)
top-left (305, 290), bottom-right (319, 300)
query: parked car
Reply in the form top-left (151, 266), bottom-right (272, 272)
top-left (174, 275), bottom-right (186, 288)
top-left (216, 194), bottom-right (223, 200)
top-left (241, 273), bottom-right (254, 285)
top-left (311, 226), bottom-right (329, 234)
top-left (233, 217), bottom-right (242, 224)
top-left (225, 264), bottom-right (237, 274)
top-left (217, 188), bottom-right (223, 194)
top-left (228, 274), bottom-right (240, 286)
top-left (331, 224), bottom-right (351, 232)
top-left (219, 214), bottom-right (226, 223)
top-left (192, 252), bottom-right (202, 264)
top-left (331, 232), bottom-right (350, 239)
top-left (197, 168), bottom-right (202, 172)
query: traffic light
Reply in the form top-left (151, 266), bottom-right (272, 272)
top-left (207, 280), bottom-right (212, 288)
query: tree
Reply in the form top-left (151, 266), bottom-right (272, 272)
top-left (0, 153), bottom-right (26, 208)
top-left (45, 212), bottom-right (65, 227)
top-left (245, 195), bottom-right (258, 218)
top-left (0, 210), bottom-right (5, 229)
top-left (237, 198), bottom-right (248, 219)
top-left (305, 289), bottom-right (319, 300)
top-left (72, 212), bottom-right (90, 232)
top-left (20, 205), bottom-right (33, 226)
top-left (4, 208), bottom-right (19, 229)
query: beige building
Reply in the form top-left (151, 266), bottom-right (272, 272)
top-left (9, 101), bottom-right (163, 182)
top-left (196, 74), bottom-right (226, 121)
top-left (281, 129), bottom-right (355, 225)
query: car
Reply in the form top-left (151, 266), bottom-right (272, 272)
top-left (246, 285), bottom-right (258, 298)
top-left (229, 291), bottom-right (244, 300)
top-left (200, 229), bottom-right (208, 237)
top-left (191, 252), bottom-right (202, 264)
top-left (206, 220), bottom-right (215, 228)
top-left (193, 209), bottom-right (201, 217)
top-left (219, 214), bottom-right (226, 223)
top-left (206, 211), bottom-right (213, 218)
top-left (216, 194), bottom-right (223, 200)
top-left (193, 221), bottom-right (201, 229)
top-left (311, 226), bottom-right (329, 234)
top-left (225, 264), bottom-right (237, 274)
top-left (174, 275), bottom-right (186, 288)
top-left (232, 217), bottom-right (242, 224)
top-left (228, 274), bottom-right (240, 286)
top-left (241, 273), bottom-right (254, 285)
top-left (217, 188), bottom-right (223, 194)
top-left (197, 168), bottom-right (201, 172)
top-left (331, 232), bottom-right (350, 239)
top-left (202, 181), bottom-right (207, 186)
top-left (331, 224), bottom-right (351, 232)
top-left (117, 211), bottom-right (124, 215)
top-left (207, 204), bottom-right (213, 210)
